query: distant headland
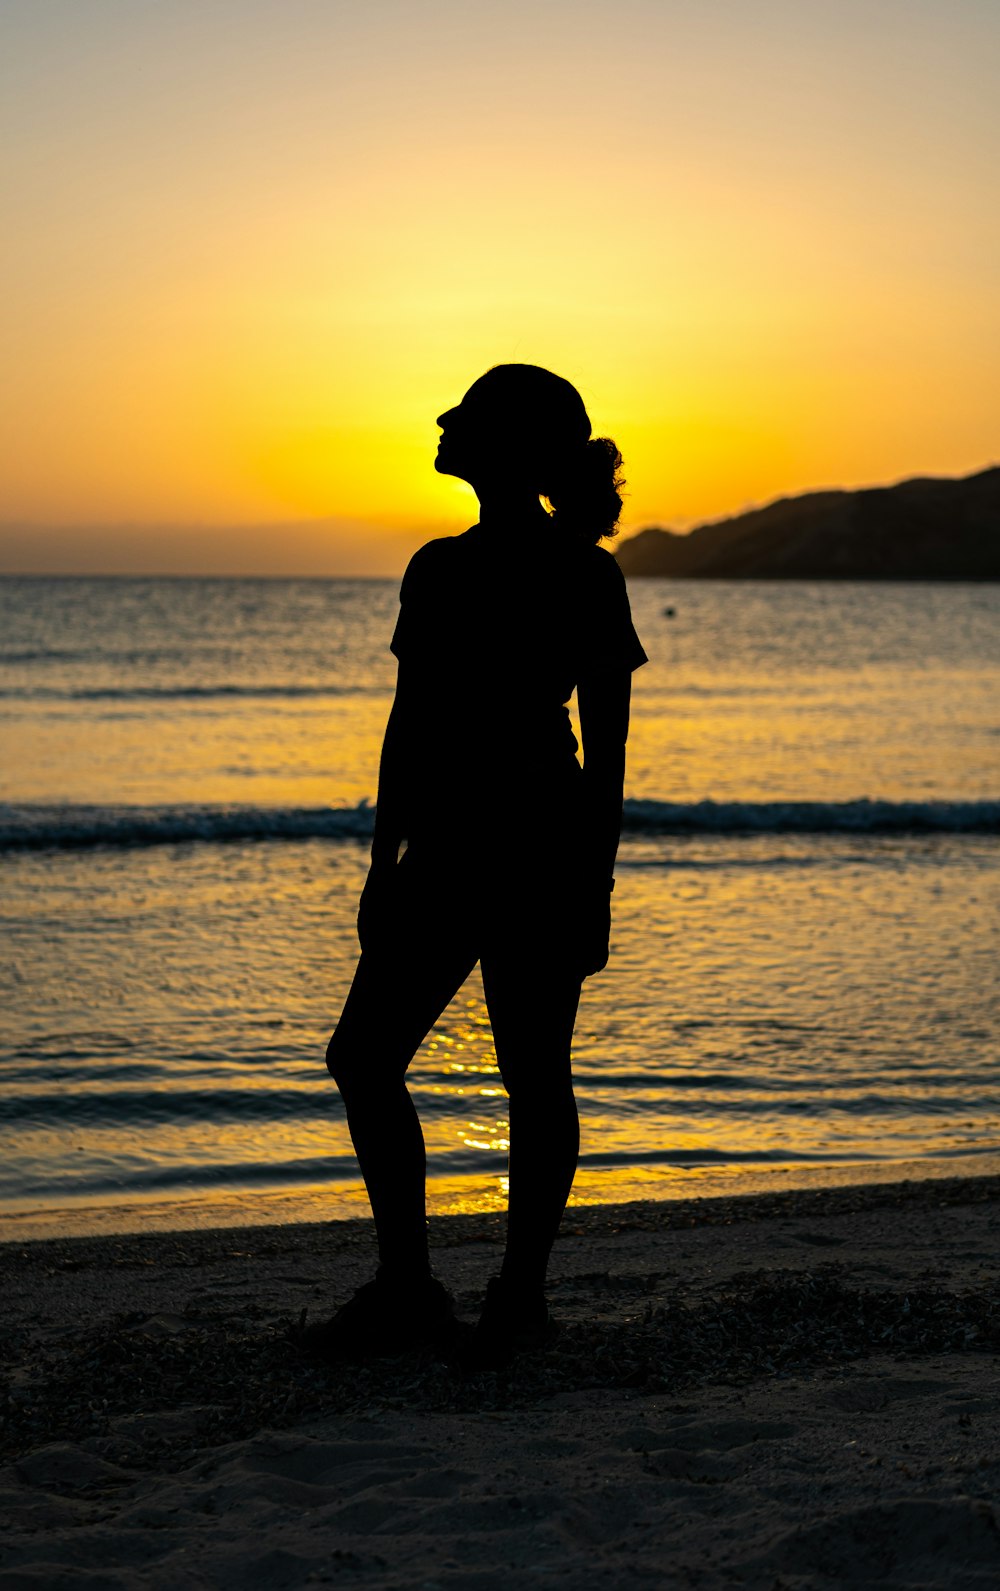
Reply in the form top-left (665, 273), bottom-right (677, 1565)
top-left (615, 466), bottom-right (1000, 579)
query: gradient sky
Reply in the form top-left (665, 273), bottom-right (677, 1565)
top-left (2, 0), bottom-right (998, 573)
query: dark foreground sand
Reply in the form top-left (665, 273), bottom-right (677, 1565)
top-left (1, 1175), bottom-right (998, 1589)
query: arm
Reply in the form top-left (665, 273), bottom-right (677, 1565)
top-left (371, 537), bottom-right (439, 868)
top-left (574, 669), bottom-right (632, 977)
top-left (577, 668), bottom-right (632, 884)
top-left (357, 666), bottom-right (414, 949)
top-left (369, 669), bottom-right (414, 870)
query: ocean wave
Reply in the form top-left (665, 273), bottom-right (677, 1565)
top-left (0, 803), bottom-right (376, 849)
top-left (0, 682), bottom-right (371, 701)
top-left (4, 1080), bottom-right (993, 1128)
top-left (1, 798), bottom-right (998, 851)
top-left (622, 798), bottom-right (1000, 834)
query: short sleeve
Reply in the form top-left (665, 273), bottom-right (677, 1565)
top-left (389, 540), bottom-right (446, 662)
top-left (575, 551), bottom-right (648, 677)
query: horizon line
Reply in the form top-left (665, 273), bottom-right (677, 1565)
top-left (2, 460), bottom-right (996, 578)
top-left (1, 458), bottom-right (996, 540)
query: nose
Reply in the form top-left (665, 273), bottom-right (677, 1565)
top-left (437, 406), bottom-right (459, 430)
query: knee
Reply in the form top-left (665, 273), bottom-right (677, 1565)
top-left (495, 1038), bottom-right (573, 1095)
top-left (500, 1065), bottom-right (575, 1108)
top-left (326, 1031), bottom-right (402, 1098)
top-left (325, 1030), bottom-right (359, 1091)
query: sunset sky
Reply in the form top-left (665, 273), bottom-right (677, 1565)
top-left (2, 0), bottom-right (998, 574)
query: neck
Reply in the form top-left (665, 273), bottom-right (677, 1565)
top-left (475, 488), bottom-right (550, 531)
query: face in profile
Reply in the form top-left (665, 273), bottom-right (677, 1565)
top-left (434, 376), bottom-right (503, 489)
top-left (434, 364), bottom-right (591, 498)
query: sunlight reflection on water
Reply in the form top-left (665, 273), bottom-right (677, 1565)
top-left (2, 834), bottom-right (998, 1235)
top-left (2, 578), bottom-right (998, 1235)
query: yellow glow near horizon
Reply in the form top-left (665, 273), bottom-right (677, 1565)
top-left (1, 1), bottom-right (998, 572)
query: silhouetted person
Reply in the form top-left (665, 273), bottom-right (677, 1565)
top-left (310, 364), bottom-right (647, 1365)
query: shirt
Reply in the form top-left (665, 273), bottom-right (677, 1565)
top-left (389, 521), bottom-right (647, 847)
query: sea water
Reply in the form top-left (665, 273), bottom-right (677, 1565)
top-left (1, 575), bottom-right (998, 1237)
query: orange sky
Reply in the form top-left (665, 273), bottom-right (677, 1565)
top-left (1, 0), bottom-right (998, 573)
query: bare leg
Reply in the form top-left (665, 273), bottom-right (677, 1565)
top-left (481, 957), bottom-right (583, 1294)
top-left (330, 1061), bottom-right (432, 1276)
top-left (326, 927), bottom-right (476, 1279)
top-left (502, 1070), bottom-right (580, 1293)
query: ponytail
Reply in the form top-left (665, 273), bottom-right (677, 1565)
top-left (543, 436), bottom-right (625, 543)
top-left (473, 364), bottom-right (625, 542)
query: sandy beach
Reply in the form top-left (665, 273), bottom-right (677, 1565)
top-left (1, 1173), bottom-right (998, 1588)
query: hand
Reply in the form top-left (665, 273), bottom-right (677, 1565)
top-left (576, 884), bottom-right (612, 978)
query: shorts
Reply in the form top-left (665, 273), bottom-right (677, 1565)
top-left (327, 844), bottom-right (584, 1080)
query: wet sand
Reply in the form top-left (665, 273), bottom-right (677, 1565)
top-left (1, 1174), bottom-right (999, 1588)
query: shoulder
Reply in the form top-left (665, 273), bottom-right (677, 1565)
top-left (399, 534), bottom-right (465, 595)
top-left (575, 542), bottom-right (630, 600)
top-left (592, 544), bottom-right (627, 581)
top-left (391, 537), bottom-right (466, 660)
top-left (573, 543), bottom-right (648, 675)
top-left (402, 534), bottom-right (462, 575)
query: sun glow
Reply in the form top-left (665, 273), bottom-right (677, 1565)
top-left (2, 1), bottom-right (997, 572)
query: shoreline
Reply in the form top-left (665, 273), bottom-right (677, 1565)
top-left (3, 1164), bottom-right (1000, 1260)
top-left (6, 1149), bottom-right (1000, 1246)
top-left (3, 1171), bottom-right (998, 1587)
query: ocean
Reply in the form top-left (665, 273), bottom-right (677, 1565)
top-left (2, 574), bottom-right (998, 1238)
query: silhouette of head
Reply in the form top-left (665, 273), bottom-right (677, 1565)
top-left (436, 364), bottom-right (624, 542)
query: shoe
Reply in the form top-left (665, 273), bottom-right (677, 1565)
top-left (461, 1276), bottom-right (557, 1370)
top-left (295, 1269), bottom-right (458, 1362)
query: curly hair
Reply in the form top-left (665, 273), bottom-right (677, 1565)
top-left (483, 364), bottom-right (626, 542)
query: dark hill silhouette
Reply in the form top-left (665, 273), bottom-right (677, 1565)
top-left (615, 466), bottom-right (1000, 579)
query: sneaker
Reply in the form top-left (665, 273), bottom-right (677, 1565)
top-left (296, 1269), bottom-right (458, 1362)
top-left (462, 1275), bottom-right (557, 1370)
